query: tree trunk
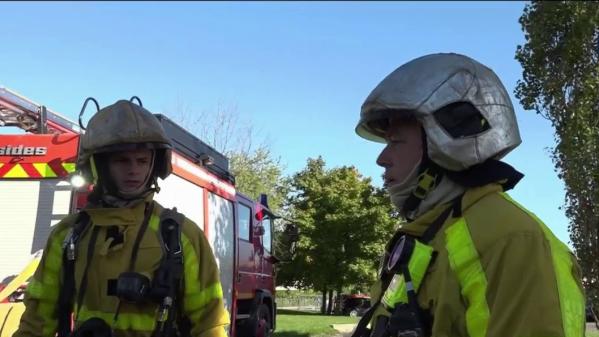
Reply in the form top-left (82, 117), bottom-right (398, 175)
top-left (327, 289), bottom-right (334, 315)
top-left (321, 289), bottom-right (327, 314)
top-left (335, 288), bottom-right (343, 315)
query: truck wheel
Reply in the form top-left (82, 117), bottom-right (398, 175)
top-left (255, 304), bottom-right (271, 337)
top-left (238, 303), bottom-right (271, 337)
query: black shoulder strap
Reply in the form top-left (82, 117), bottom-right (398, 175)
top-left (159, 207), bottom-right (184, 256)
top-left (420, 194), bottom-right (462, 244)
top-left (153, 207), bottom-right (186, 337)
top-left (129, 203), bottom-right (155, 271)
top-left (57, 212), bottom-right (91, 337)
top-left (351, 298), bottom-right (381, 337)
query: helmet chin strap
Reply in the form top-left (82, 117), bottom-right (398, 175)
top-left (388, 128), bottom-right (443, 221)
top-left (393, 157), bottom-right (444, 221)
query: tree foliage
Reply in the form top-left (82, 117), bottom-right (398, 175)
top-left (168, 102), bottom-right (288, 212)
top-left (229, 146), bottom-right (290, 214)
top-left (276, 157), bottom-right (397, 313)
top-left (515, 0), bottom-right (599, 305)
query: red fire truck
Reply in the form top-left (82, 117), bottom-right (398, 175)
top-left (0, 87), bottom-right (293, 337)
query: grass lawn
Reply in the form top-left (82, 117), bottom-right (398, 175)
top-left (273, 311), bottom-right (599, 337)
top-left (273, 309), bottom-right (359, 337)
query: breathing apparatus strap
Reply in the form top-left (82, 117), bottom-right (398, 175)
top-left (129, 203), bottom-right (156, 271)
top-left (420, 195), bottom-right (462, 244)
top-left (152, 208), bottom-right (185, 337)
top-left (57, 212), bottom-right (91, 337)
top-left (74, 226), bottom-right (101, 320)
top-left (112, 203), bottom-right (155, 324)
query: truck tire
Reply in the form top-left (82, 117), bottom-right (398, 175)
top-left (238, 303), bottom-right (271, 337)
top-left (255, 304), bottom-right (271, 337)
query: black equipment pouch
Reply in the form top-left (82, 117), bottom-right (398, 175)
top-left (70, 317), bottom-right (113, 337)
top-left (111, 272), bottom-right (152, 303)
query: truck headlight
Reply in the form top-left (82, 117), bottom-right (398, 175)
top-left (70, 174), bottom-right (86, 189)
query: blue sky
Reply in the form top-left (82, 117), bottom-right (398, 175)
top-left (0, 2), bottom-right (572, 245)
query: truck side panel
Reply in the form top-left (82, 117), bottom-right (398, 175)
top-left (0, 180), bottom-right (71, 280)
top-left (207, 193), bottom-right (235, 317)
top-left (154, 173), bottom-right (205, 230)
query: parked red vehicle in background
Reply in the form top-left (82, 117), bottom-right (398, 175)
top-left (334, 294), bottom-right (371, 317)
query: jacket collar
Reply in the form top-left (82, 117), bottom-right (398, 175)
top-left (83, 194), bottom-right (155, 227)
top-left (396, 183), bottom-right (504, 237)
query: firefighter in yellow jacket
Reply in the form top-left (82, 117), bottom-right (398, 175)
top-left (14, 99), bottom-right (230, 337)
top-left (352, 53), bottom-right (586, 337)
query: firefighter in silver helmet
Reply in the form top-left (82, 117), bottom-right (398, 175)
top-left (353, 53), bottom-right (585, 337)
top-left (15, 100), bottom-right (230, 337)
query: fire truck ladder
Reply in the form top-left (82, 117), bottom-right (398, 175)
top-left (0, 86), bottom-right (80, 134)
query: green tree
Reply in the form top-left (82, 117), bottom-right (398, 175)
top-left (229, 146), bottom-right (290, 214)
top-left (515, 1), bottom-right (599, 306)
top-left (277, 157), bottom-right (396, 314)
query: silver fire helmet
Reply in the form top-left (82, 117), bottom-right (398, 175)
top-left (356, 53), bottom-right (521, 171)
